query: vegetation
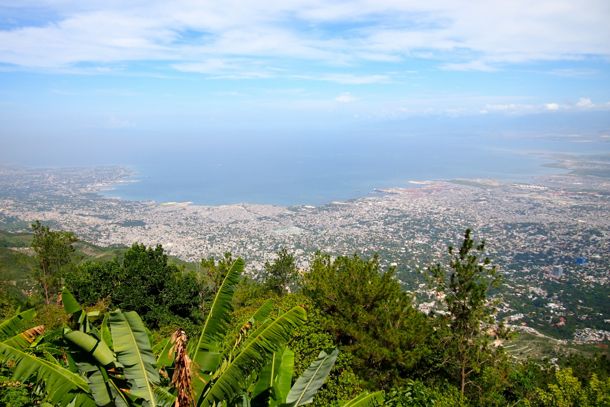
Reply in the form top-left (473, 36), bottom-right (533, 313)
top-left (30, 220), bottom-right (78, 304)
top-left (0, 223), bottom-right (607, 406)
top-left (428, 229), bottom-right (504, 400)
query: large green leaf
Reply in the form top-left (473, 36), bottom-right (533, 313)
top-left (285, 348), bottom-right (338, 406)
top-left (235, 299), bottom-right (275, 354)
top-left (62, 288), bottom-right (82, 315)
top-left (73, 358), bottom-right (113, 406)
top-left (251, 348), bottom-right (294, 405)
top-left (64, 330), bottom-right (115, 366)
top-left (108, 379), bottom-right (131, 407)
top-left (0, 308), bottom-right (36, 340)
top-left (200, 306), bottom-right (307, 406)
top-left (275, 349), bottom-right (294, 403)
top-left (251, 299), bottom-right (274, 324)
top-left (251, 349), bottom-right (281, 401)
top-left (340, 391), bottom-right (384, 407)
top-left (100, 314), bottom-right (113, 349)
top-left (110, 310), bottom-right (160, 406)
top-left (1, 325), bottom-right (44, 349)
top-left (192, 258), bottom-right (244, 370)
top-left (0, 341), bottom-right (92, 405)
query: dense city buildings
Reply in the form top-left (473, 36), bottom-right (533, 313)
top-left (0, 165), bottom-right (608, 343)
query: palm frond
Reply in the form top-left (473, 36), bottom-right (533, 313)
top-left (2, 325), bottom-right (45, 349)
top-left (200, 306), bottom-right (306, 406)
top-left (251, 347), bottom-right (294, 404)
top-left (232, 300), bottom-right (280, 356)
top-left (110, 310), bottom-right (160, 406)
top-left (108, 378), bottom-right (132, 407)
top-left (192, 258), bottom-right (244, 369)
top-left (73, 358), bottom-right (113, 406)
top-left (0, 341), bottom-right (92, 405)
top-left (285, 348), bottom-right (338, 406)
top-left (0, 309), bottom-right (36, 340)
top-left (62, 288), bottom-right (82, 315)
top-left (251, 299), bottom-right (274, 324)
top-left (275, 349), bottom-right (294, 403)
top-left (154, 386), bottom-right (178, 407)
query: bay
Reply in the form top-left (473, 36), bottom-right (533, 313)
top-left (101, 130), bottom-right (607, 206)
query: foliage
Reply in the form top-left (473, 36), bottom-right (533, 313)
top-left (279, 294), bottom-right (365, 406)
top-left (263, 248), bottom-right (300, 296)
top-left (303, 252), bottom-right (433, 389)
top-left (0, 374), bottom-right (34, 407)
top-left (30, 220), bottom-right (77, 304)
top-left (65, 259), bottom-right (120, 306)
top-left (66, 243), bottom-right (205, 332)
top-left (560, 352), bottom-right (610, 382)
top-left (2, 226), bottom-right (608, 406)
top-left (340, 390), bottom-right (385, 406)
top-left (527, 368), bottom-right (610, 407)
top-left (200, 252), bottom-right (238, 293)
top-left (285, 348), bottom-right (339, 405)
top-left (251, 347), bottom-right (340, 406)
top-left (428, 229), bottom-right (503, 400)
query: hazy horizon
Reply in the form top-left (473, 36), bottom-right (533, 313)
top-left (1, 1), bottom-right (609, 173)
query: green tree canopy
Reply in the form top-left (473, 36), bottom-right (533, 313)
top-left (30, 220), bottom-right (77, 304)
top-left (66, 243), bottom-right (204, 331)
top-left (428, 229), bottom-right (503, 401)
top-left (303, 252), bottom-right (432, 389)
top-left (263, 248), bottom-right (299, 295)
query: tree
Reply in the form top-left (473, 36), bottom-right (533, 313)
top-left (30, 220), bottom-right (77, 304)
top-left (0, 263), bottom-right (308, 407)
top-left (263, 248), bottom-right (299, 295)
top-left (64, 259), bottom-right (120, 306)
top-left (65, 244), bottom-right (205, 334)
top-left (303, 252), bottom-right (432, 389)
top-left (200, 252), bottom-right (236, 292)
top-left (428, 229), bottom-right (502, 401)
top-left (527, 368), bottom-right (610, 407)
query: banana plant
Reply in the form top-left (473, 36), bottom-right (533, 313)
top-left (180, 257), bottom-right (308, 406)
top-left (0, 293), bottom-right (174, 406)
top-left (0, 308), bottom-right (94, 405)
top-left (250, 348), bottom-right (339, 406)
top-left (250, 348), bottom-right (385, 407)
top-left (1, 258), bottom-right (308, 406)
top-left (60, 289), bottom-right (172, 406)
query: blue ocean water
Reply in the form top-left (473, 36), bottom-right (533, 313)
top-left (102, 128), bottom-right (608, 206)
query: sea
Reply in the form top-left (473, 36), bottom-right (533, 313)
top-left (100, 126), bottom-right (609, 207)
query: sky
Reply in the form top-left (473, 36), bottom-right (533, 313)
top-left (1, 0), bottom-right (609, 165)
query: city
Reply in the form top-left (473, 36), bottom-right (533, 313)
top-left (1, 164), bottom-right (608, 344)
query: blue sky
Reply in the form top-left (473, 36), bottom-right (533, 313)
top-left (1, 0), bottom-right (609, 164)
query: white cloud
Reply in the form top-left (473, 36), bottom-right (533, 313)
top-left (575, 97), bottom-right (594, 108)
top-left (480, 98), bottom-right (610, 115)
top-left (441, 60), bottom-right (496, 72)
top-left (485, 103), bottom-right (528, 112)
top-left (545, 103), bottom-right (560, 111)
top-left (0, 0), bottom-right (608, 74)
top-left (335, 92), bottom-right (357, 103)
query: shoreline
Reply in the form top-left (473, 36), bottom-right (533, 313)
top-left (91, 149), bottom-right (608, 208)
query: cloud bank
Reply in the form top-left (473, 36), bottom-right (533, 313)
top-left (0, 0), bottom-right (608, 76)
